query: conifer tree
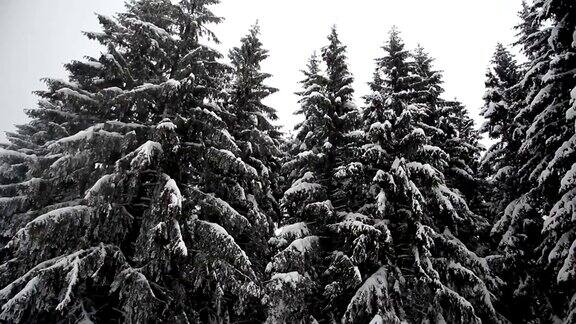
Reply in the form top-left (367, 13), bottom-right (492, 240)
top-left (226, 23), bottom-right (282, 270)
top-left (491, 0), bottom-right (576, 322)
top-left (265, 27), bottom-right (368, 323)
top-left (412, 46), bottom-right (484, 217)
top-left (350, 28), bottom-right (504, 323)
top-left (478, 43), bottom-right (542, 322)
top-left (0, 0), bottom-right (272, 322)
top-left (480, 44), bottom-right (523, 217)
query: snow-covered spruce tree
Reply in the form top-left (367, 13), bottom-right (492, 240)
top-left (0, 0), bottom-right (271, 322)
top-left (351, 27), bottom-right (504, 323)
top-left (477, 42), bottom-right (543, 322)
top-left (226, 23), bottom-right (282, 272)
top-left (490, 0), bottom-right (576, 322)
top-left (264, 27), bottom-right (371, 323)
top-left (480, 44), bottom-right (523, 219)
top-left (412, 46), bottom-right (485, 220)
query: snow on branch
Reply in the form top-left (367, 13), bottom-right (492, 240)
top-left (206, 147), bottom-right (258, 179)
top-left (190, 220), bottom-right (254, 277)
top-left (116, 141), bottom-right (163, 171)
top-left (269, 222), bottom-right (311, 248)
top-left (266, 236), bottom-right (320, 274)
top-left (189, 188), bottom-right (250, 234)
top-left (343, 267), bottom-right (391, 322)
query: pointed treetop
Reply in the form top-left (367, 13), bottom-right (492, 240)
top-left (322, 25), bottom-right (354, 101)
top-left (251, 20), bottom-right (261, 35)
top-left (307, 51), bottom-right (321, 75)
top-left (377, 26), bottom-right (413, 94)
top-left (112, 0), bottom-right (223, 45)
top-left (384, 25), bottom-right (407, 55)
top-left (412, 44), bottom-right (444, 104)
top-left (299, 52), bottom-right (323, 89)
top-left (228, 21), bottom-right (278, 122)
top-left (489, 43), bottom-right (520, 89)
top-left (229, 20), bottom-right (269, 71)
top-left (413, 45), bottom-right (432, 67)
top-left (295, 52), bottom-right (326, 118)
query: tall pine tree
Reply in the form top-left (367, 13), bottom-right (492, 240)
top-left (497, 0), bottom-right (576, 322)
top-left (0, 0), bottom-right (276, 322)
top-left (480, 43), bottom-right (523, 218)
top-left (413, 45), bottom-right (484, 218)
top-left (349, 27), bottom-right (504, 323)
top-left (226, 23), bottom-right (282, 273)
top-left (479, 42), bottom-right (543, 322)
top-left (265, 27), bottom-right (368, 323)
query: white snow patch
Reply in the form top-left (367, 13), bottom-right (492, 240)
top-left (284, 182), bottom-right (323, 198)
top-left (85, 174), bottom-right (114, 200)
top-left (157, 120), bottom-right (177, 131)
top-left (274, 222), bottom-right (310, 240)
top-left (287, 236), bottom-right (319, 253)
top-left (557, 240), bottom-right (576, 283)
top-left (560, 163), bottom-right (576, 192)
top-left (130, 141), bottom-right (163, 169)
top-left (55, 88), bottom-right (97, 103)
top-left (163, 177), bottom-right (183, 210)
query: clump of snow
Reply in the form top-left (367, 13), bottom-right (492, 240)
top-left (163, 177), bottom-right (183, 210)
top-left (106, 120), bottom-right (149, 130)
top-left (284, 182), bottom-right (323, 198)
top-left (557, 240), bottom-right (576, 283)
top-left (46, 78), bottom-right (80, 89)
top-left (343, 267), bottom-right (389, 321)
top-left (287, 236), bottom-right (320, 253)
top-left (548, 231), bottom-right (575, 265)
top-left (338, 212), bottom-right (371, 223)
top-left (129, 141), bottom-right (163, 169)
top-left (284, 172), bottom-right (320, 198)
top-left (273, 222), bottom-right (310, 241)
top-left (560, 163), bottom-right (576, 192)
top-left (1, 276), bottom-right (40, 315)
top-left (124, 17), bottom-right (171, 40)
top-left (56, 258), bottom-right (80, 311)
top-left (269, 271), bottom-right (305, 290)
top-left (0, 149), bottom-right (36, 162)
top-left (196, 220), bottom-right (252, 271)
top-left (369, 121), bottom-right (390, 134)
top-left (406, 161), bottom-right (438, 180)
top-left (26, 206), bottom-right (91, 229)
top-left (82, 61), bottom-right (104, 69)
top-left (545, 187), bottom-right (576, 233)
top-left (377, 190), bottom-right (387, 214)
top-left (162, 79), bottom-right (181, 95)
top-left (157, 120), bottom-right (177, 131)
top-left (85, 174), bottom-right (114, 200)
top-left (55, 88), bottom-right (97, 104)
top-left (48, 124), bottom-right (123, 150)
top-left (172, 220), bottom-right (188, 257)
top-left (330, 220), bottom-right (382, 237)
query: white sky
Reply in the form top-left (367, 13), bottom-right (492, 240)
top-left (0, 0), bottom-right (523, 143)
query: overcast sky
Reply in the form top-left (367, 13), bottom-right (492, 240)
top-left (0, 0), bottom-right (523, 143)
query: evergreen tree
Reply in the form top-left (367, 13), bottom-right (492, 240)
top-left (265, 27), bottom-right (367, 323)
top-left (478, 43), bottom-right (543, 321)
top-left (412, 46), bottom-right (484, 218)
top-left (480, 44), bottom-right (523, 216)
top-left (350, 28), bottom-right (504, 323)
top-left (226, 23), bottom-right (282, 271)
top-left (0, 0), bottom-right (272, 322)
top-left (493, 0), bottom-right (576, 322)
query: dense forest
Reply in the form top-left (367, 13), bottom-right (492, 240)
top-left (0, 0), bottom-right (574, 323)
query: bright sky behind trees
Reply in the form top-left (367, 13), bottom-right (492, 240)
top-left (0, 0), bottom-right (522, 141)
